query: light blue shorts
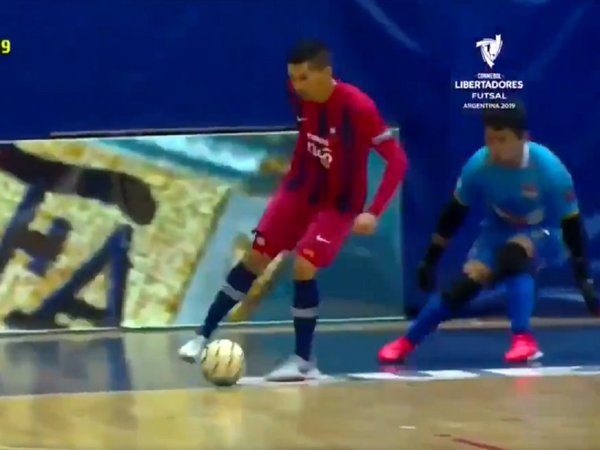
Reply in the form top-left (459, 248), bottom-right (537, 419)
top-left (467, 225), bottom-right (567, 271)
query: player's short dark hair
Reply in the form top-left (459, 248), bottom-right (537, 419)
top-left (287, 40), bottom-right (331, 69)
top-left (482, 101), bottom-right (528, 138)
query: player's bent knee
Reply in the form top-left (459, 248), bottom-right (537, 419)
top-left (242, 249), bottom-right (272, 275)
top-left (463, 260), bottom-right (492, 284)
top-left (495, 242), bottom-right (531, 280)
top-left (441, 274), bottom-right (483, 310)
top-left (508, 235), bottom-right (534, 257)
top-left (293, 255), bottom-right (318, 281)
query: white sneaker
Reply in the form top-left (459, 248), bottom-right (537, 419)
top-left (264, 355), bottom-right (322, 382)
top-left (178, 336), bottom-right (206, 364)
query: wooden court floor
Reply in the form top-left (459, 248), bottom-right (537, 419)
top-left (0, 323), bottom-right (599, 449)
top-left (0, 376), bottom-right (599, 449)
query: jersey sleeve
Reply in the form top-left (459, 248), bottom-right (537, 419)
top-left (353, 100), bottom-right (394, 146)
top-left (356, 100), bottom-right (408, 216)
top-left (543, 155), bottom-right (579, 219)
top-left (454, 149), bottom-right (484, 206)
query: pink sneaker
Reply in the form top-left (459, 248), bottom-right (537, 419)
top-left (504, 333), bottom-right (543, 363)
top-left (378, 337), bottom-right (415, 363)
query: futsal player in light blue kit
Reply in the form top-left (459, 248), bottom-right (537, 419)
top-left (379, 103), bottom-right (599, 363)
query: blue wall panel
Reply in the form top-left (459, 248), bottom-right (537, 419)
top-left (1, 0), bottom-right (598, 318)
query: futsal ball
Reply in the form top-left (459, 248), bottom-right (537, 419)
top-left (200, 339), bottom-right (245, 387)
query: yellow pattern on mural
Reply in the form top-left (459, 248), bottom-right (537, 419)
top-left (0, 140), bottom-right (233, 329)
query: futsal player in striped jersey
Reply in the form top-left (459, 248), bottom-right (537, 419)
top-left (179, 39), bottom-right (408, 381)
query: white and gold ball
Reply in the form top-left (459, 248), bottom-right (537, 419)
top-left (200, 339), bottom-right (245, 386)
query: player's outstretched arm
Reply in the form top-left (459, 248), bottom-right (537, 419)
top-left (562, 212), bottom-right (588, 276)
top-left (417, 150), bottom-right (483, 291)
top-left (428, 197), bottom-right (470, 253)
top-left (561, 212), bottom-right (599, 315)
top-left (548, 157), bottom-right (599, 315)
top-left (365, 132), bottom-right (408, 217)
top-left (429, 148), bottom-right (483, 251)
top-left (423, 152), bottom-right (481, 263)
top-left (351, 102), bottom-right (407, 236)
top-left (417, 197), bottom-right (470, 291)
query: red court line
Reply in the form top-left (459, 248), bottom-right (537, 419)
top-left (452, 436), bottom-right (509, 450)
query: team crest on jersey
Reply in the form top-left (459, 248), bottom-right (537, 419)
top-left (306, 132), bottom-right (333, 169)
top-left (521, 183), bottom-right (539, 199)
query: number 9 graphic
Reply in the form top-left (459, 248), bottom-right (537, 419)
top-left (1, 39), bottom-right (11, 55)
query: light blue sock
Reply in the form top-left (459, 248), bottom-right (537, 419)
top-left (505, 273), bottom-right (536, 334)
top-left (405, 293), bottom-right (452, 345)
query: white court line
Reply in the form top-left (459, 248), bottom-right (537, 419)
top-left (181, 315), bottom-right (406, 328)
top-left (2, 365), bottom-right (600, 401)
top-left (0, 315), bottom-right (405, 334)
top-left (0, 315), bottom-right (406, 340)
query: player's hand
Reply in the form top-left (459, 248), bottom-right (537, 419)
top-left (417, 261), bottom-right (436, 292)
top-left (353, 212), bottom-right (378, 235)
top-left (578, 278), bottom-right (600, 316)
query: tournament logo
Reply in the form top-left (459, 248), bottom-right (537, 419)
top-left (476, 35), bottom-right (503, 69)
top-left (454, 34), bottom-right (525, 110)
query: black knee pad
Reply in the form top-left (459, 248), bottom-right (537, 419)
top-left (495, 242), bottom-right (531, 280)
top-left (441, 275), bottom-right (483, 310)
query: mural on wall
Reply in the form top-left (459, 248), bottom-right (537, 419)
top-left (0, 129), bottom-right (404, 332)
top-left (0, 133), bottom-right (290, 331)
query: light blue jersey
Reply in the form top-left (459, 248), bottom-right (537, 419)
top-left (455, 142), bottom-right (578, 269)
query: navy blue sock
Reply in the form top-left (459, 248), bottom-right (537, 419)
top-left (200, 262), bottom-right (257, 338)
top-left (405, 293), bottom-right (453, 345)
top-left (292, 279), bottom-right (320, 361)
top-left (505, 273), bottom-right (535, 334)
